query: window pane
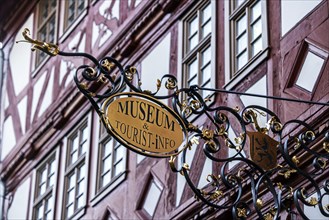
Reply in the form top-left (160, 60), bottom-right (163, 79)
top-left (202, 47), bottom-right (211, 66)
top-left (68, 189), bottom-right (75, 204)
top-left (188, 75), bottom-right (198, 87)
top-left (189, 34), bottom-right (198, 51)
top-left (102, 171), bottom-right (112, 187)
top-left (237, 33), bottom-right (247, 54)
top-left (251, 0), bottom-right (261, 22)
top-left (104, 139), bottom-right (113, 157)
top-left (37, 204), bottom-right (44, 220)
top-left (39, 26), bottom-right (47, 42)
top-left (202, 4), bottom-right (211, 24)
top-left (77, 195), bottom-right (85, 209)
top-left (39, 182), bottom-right (46, 196)
top-left (80, 142), bottom-right (87, 156)
top-left (70, 135), bottom-right (79, 164)
top-left (188, 15), bottom-right (199, 51)
top-left (236, 15), bottom-right (246, 36)
top-left (115, 145), bottom-right (124, 162)
top-left (65, 0), bottom-right (85, 30)
top-left (143, 181), bottom-right (162, 216)
top-left (38, 51), bottom-right (47, 65)
top-left (50, 0), bottom-right (57, 9)
top-left (45, 210), bottom-right (52, 220)
top-left (42, 2), bottom-right (49, 20)
top-left (202, 83), bottom-right (212, 98)
top-left (46, 196), bottom-right (53, 213)
top-left (71, 135), bottom-right (79, 152)
top-left (68, 0), bottom-right (75, 24)
top-left (69, 173), bottom-right (76, 189)
top-left (41, 168), bottom-right (47, 183)
top-left (78, 0), bottom-right (85, 12)
top-left (252, 19), bottom-right (262, 41)
top-left (49, 160), bottom-right (55, 174)
top-left (81, 126), bottom-right (88, 142)
top-left (39, 169), bottom-right (47, 196)
top-left (80, 126), bottom-right (88, 155)
top-left (79, 164), bottom-right (85, 180)
top-left (78, 179), bottom-right (85, 196)
top-left (103, 156), bottom-right (112, 173)
top-left (296, 51), bottom-right (325, 92)
top-left (236, 0), bottom-right (246, 8)
top-left (71, 151), bottom-right (78, 165)
top-left (202, 21), bottom-right (211, 39)
top-left (48, 160), bottom-right (55, 187)
top-left (188, 59), bottom-right (198, 86)
top-left (252, 37), bottom-right (262, 56)
top-left (48, 17), bottom-right (55, 43)
top-left (48, 174), bottom-right (55, 187)
top-left (237, 51), bottom-right (248, 70)
top-left (189, 17), bottom-right (198, 37)
top-left (68, 0), bottom-right (75, 8)
top-left (99, 125), bottom-right (105, 137)
top-left (201, 4), bottom-right (211, 38)
top-left (37, 0), bottom-right (57, 66)
top-left (188, 59), bottom-right (198, 81)
top-left (202, 64), bottom-right (211, 85)
top-left (67, 204), bottom-right (74, 218)
top-left (114, 160), bottom-right (124, 176)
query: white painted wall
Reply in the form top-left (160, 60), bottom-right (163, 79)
top-left (9, 14), bottom-right (34, 95)
top-left (7, 177), bottom-right (31, 219)
top-left (281, 0), bottom-right (322, 36)
top-left (1, 116), bottom-right (15, 160)
top-left (141, 33), bottom-right (171, 99)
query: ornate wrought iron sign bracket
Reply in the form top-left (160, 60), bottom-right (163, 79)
top-left (18, 29), bottom-right (329, 220)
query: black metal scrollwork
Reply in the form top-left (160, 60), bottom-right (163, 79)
top-left (18, 29), bottom-right (329, 220)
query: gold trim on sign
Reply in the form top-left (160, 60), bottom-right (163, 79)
top-left (101, 92), bottom-right (189, 158)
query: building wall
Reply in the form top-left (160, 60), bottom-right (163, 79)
top-left (0, 0), bottom-right (328, 219)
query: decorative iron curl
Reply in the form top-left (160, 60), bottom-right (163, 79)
top-left (276, 120), bottom-right (329, 219)
top-left (17, 29), bottom-right (329, 219)
top-left (170, 98), bottom-right (328, 219)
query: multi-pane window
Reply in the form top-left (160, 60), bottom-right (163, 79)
top-left (36, 0), bottom-right (57, 66)
top-left (230, 0), bottom-right (267, 74)
top-left (97, 125), bottom-right (126, 192)
top-left (183, 1), bottom-right (213, 98)
top-left (33, 154), bottom-right (56, 220)
top-left (286, 42), bottom-right (328, 97)
top-left (142, 180), bottom-right (162, 217)
top-left (186, 2), bottom-right (211, 52)
top-left (64, 0), bottom-right (86, 31)
top-left (295, 50), bottom-right (326, 92)
top-left (64, 121), bottom-right (89, 219)
top-left (137, 178), bottom-right (162, 219)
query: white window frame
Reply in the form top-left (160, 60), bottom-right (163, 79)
top-left (34, 0), bottom-right (58, 70)
top-left (224, 0), bottom-right (269, 89)
top-left (31, 149), bottom-right (59, 220)
top-left (180, 0), bottom-right (216, 98)
top-left (59, 0), bottom-right (88, 42)
top-left (62, 116), bottom-right (91, 220)
top-left (136, 174), bottom-right (163, 219)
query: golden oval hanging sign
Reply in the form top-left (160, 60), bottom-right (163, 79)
top-left (102, 92), bottom-right (187, 157)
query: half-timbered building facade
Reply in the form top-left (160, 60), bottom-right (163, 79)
top-left (0, 0), bottom-right (328, 219)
